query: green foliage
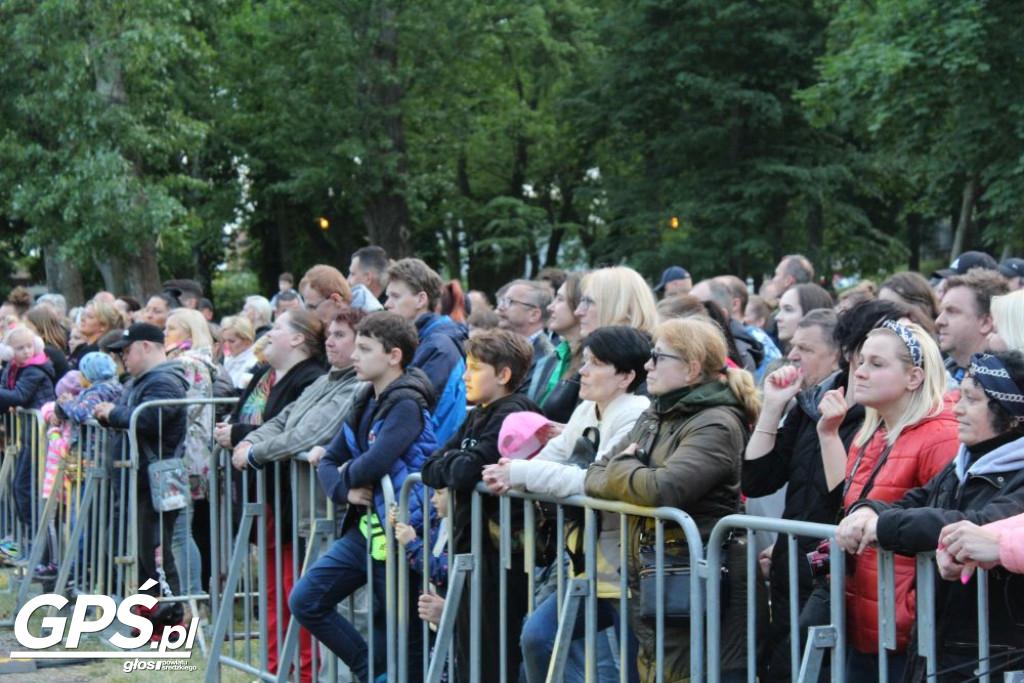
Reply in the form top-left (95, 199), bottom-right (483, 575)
top-left (211, 269), bottom-right (260, 318)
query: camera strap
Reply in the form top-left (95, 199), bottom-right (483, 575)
top-left (843, 426), bottom-right (896, 512)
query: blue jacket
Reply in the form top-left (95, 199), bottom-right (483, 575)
top-left (413, 314), bottom-right (467, 444)
top-left (0, 360), bottom-right (56, 411)
top-left (319, 368), bottom-right (439, 533)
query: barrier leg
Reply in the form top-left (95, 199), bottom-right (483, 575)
top-left (916, 553), bottom-right (938, 680)
top-left (16, 460), bottom-right (64, 609)
top-left (425, 553), bottom-right (474, 683)
top-left (797, 625), bottom-right (837, 683)
top-left (545, 577), bottom-right (589, 683)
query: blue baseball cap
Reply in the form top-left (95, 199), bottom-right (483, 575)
top-left (655, 266), bottom-right (691, 292)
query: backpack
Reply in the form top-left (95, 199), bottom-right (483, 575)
top-left (431, 356), bottom-right (467, 445)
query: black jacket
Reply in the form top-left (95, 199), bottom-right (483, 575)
top-left (742, 372), bottom-right (864, 589)
top-left (540, 371), bottom-right (581, 424)
top-left (228, 357), bottom-right (326, 447)
top-left (862, 435), bottom-right (1024, 676)
top-left (0, 360), bottom-right (56, 411)
top-left (730, 319), bottom-right (764, 374)
top-left (421, 392), bottom-right (539, 553)
top-left (106, 360), bottom-right (188, 483)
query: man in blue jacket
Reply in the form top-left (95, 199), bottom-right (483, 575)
top-left (292, 312), bottom-right (436, 682)
top-left (95, 323), bottom-right (188, 630)
top-left (384, 258), bottom-right (467, 444)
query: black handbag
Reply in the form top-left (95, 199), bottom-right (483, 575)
top-left (637, 536), bottom-right (733, 623)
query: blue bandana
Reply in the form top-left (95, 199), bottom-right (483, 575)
top-left (881, 320), bottom-right (922, 367)
top-left (970, 353), bottom-right (1024, 417)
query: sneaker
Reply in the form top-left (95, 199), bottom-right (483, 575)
top-left (0, 540), bottom-right (21, 564)
top-left (33, 562), bottom-right (58, 580)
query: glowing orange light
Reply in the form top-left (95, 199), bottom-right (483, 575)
top-left (670, 216), bottom-right (680, 229)
top-left (318, 217), bottom-right (329, 230)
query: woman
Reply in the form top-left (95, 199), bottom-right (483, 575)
top-left (482, 326), bottom-right (651, 683)
top-left (879, 272), bottom-right (940, 332)
top-left (775, 284), bottom-right (833, 349)
top-left (820, 321), bottom-right (958, 680)
top-left (532, 273), bottom-right (586, 422)
top-left (988, 289), bottom-right (1024, 352)
top-left (163, 308), bottom-right (216, 600)
top-left (656, 295), bottom-right (746, 369)
top-left (144, 292), bottom-right (178, 330)
top-left (840, 350), bottom-right (1024, 681)
top-left (940, 514), bottom-right (1024, 576)
top-left (71, 300), bottom-right (123, 368)
top-left (585, 318), bottom-right (761, 682)
top-left (25, 306), bottom-right (70, 379)
top-left (214, 309), bottom-right (326, 683)
top-left (220, 315), bottom-right (259, 389)
top-left (574, 267), bottom-right (657, 340)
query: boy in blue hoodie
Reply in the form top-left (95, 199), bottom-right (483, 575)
top-left (291, 312), bottom-right (436, 682)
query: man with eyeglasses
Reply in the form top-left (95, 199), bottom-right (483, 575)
top-left (299, 265), bottom-right (354, 326)
top-left (496, 279), bottom-right (555, 397)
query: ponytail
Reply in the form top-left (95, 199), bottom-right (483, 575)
top-left (723, 367), bottom-right (761, 424)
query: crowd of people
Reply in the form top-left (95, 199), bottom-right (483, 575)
top-left (1, 246), bottom-right (1023, 682)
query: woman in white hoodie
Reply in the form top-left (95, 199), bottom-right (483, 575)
top-left (483, 325), bottom-right (651, 683)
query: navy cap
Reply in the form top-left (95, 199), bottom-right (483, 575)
top-left (655, 266), bottom-right (691, 291)
top-left (998, 258), bottom-right (1024, 279)
top-left (931, 250), bottom-right (998, 279)
top-left (107, 323), bottom-right (165, 350)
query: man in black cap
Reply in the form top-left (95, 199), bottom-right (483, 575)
top-left (94, 324), bottom-right (190, 632)
top-left (931, 250), bottom-right (999, 281)
top-left (998, 257), bottom-right (1024, 291)
top-left (654, 265), bottom-right (692, 297)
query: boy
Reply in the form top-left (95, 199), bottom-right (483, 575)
top-left (290, 312), bottom-right (436, 682)
top-left (420, 328), bottom-right (537, 683)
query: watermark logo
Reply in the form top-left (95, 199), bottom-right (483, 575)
top-left (11, 579), bottom-right (199, 662)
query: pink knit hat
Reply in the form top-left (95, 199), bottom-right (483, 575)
top-left (498, 411), bottom-right (549, 460)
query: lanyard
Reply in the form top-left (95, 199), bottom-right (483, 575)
top-left (842, 425), bottom-right (896, 507)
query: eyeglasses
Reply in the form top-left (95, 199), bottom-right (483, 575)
top-left (577, 296), bottom-right (596, 311)
top-left (306, 298), bottom-right (325, 311)
top-left (498, 297), bottom-right (539, 310)
top-left (650, 350), bottom-right (684, 367)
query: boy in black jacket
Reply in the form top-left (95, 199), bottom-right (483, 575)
top-left (421, 329), bottom-right (537, 683)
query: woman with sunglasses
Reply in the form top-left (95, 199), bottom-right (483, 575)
top-left (826, 321), bottom-right (958, 680)
top-left (586, 317), bottom-right (761, 682)
top-left (839, 350), bottom-right (1024, 681)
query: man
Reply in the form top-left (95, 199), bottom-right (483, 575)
top-left (691, 278), bottom-right (763, 374)
top-left (936, 268), bottom-right (1008, 384)
top-left (742, 309), bottom-right (863, 682)
top-left (496, 279), bottom-right (554, 393)
top-left (274, 289), bottom-right (304, 319)
top-left (766, 254), bottom-right (814, 298)
top-left (998, 257), bottom-right (1024, 291)
top-left (385, 258), bottom-right (467, 444)
top-left (94, 324), bottom-right (189, 632)
top-left (163, 279), bottom-right (203, 309)
top-left (349, 245), bottom-right (390, 304)
top-left (299, 265), bottom-right (353, 326)
top-left (653, 266), bottom-right (692, 297)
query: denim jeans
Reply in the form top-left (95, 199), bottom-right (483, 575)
top-left (845, 647), bottom-right (907, 682)
top-left (289, 526), bottom-right (422, 683)
top-left (171, 505), bottom-right (202, 597)
top-left (520, 591), bottom-right (639, 683)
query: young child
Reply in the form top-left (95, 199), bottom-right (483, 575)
top-left (420, 328), bottom-right (537, 683)
top-left (0, 327), bottom-right (56, 562)
top-left (290, 312), bottom-right (437, 683)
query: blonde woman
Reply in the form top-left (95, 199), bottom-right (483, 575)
top-left (220, 315), bottom-right (258, 388)
top-left (820, 321), bottom-right (959, 679)
top-left (574, 266), bottom-right (657, 338)
top-left (988, 289), bottom-right (1024, 352)
top-left (586, 318), bottom-right (761, 681)
top-left (71, 299), bottom-right (124, 368)
top-left (163, 308), bottom-right (216, 599)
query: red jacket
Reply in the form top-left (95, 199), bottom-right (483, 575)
top-left (843, 409), bottom-right (959, 653)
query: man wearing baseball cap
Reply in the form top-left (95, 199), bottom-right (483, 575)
top-left (931, 250), bottom-right (999, 280)
top-left (998, 258), bottom-right (1024, 291)
top-left (94, 323), bottom-right (190, 634)
top-left (654, 265), bottom-right (692, 297)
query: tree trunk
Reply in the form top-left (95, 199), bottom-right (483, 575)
top-left (43, 247), bottom-right (85, 307)
top-left (950, 176), bottom-right (977, 260)
top-left (907, 213), bottom-right (921, 272)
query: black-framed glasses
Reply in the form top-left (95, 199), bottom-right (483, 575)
top-left (650, 350), bottom-right (684, 367)
top-left (498, 297), bottom-right (539, 310)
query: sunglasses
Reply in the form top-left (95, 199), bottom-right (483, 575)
top-left (649, 350), bottom-right (684, 367)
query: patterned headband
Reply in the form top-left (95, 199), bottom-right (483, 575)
top-left (969, 353), bottom-right (1024, 417)
top-left (880, 320), bottom-right (923, 367)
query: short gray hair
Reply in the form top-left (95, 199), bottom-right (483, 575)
top-left (243, 295), bottom-right (273, 327)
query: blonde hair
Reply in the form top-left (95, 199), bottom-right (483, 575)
top-left (88, 299), bottom-right (126, 333)
top-left (251, 333), bottom-right (271, 364)
top-left (167, 309), bottom-right (214, 349)
top-left (581, 267), bottom-right (658, 334)
top-left (653, 318), bottom-right (761, 423)
top-left (992, 290), bottom-right (1024, 352)
top-left (220, 315), bottom-right (255, 344)
top-left (853, 322), bottom-right (945, 447)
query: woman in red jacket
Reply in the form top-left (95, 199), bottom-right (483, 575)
top-left (821, 321), bottom-right (959, 681)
